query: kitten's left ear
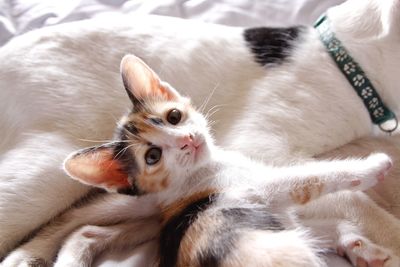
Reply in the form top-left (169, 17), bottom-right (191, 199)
top-left (120, 54), bottom-right (181, 105)
top-left (63, 144), bottom-right (132, 192)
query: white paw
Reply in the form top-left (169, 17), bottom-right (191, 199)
top-left (1, 249), bottom-right (50, 267)
top-left (337, 235), bottom-right (399, 267)
top-left (349, 153), bottom-right (392, 191)
top-left (54, 256), bottom-right (84, 267)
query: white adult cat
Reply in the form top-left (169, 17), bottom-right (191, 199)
top-left (0, 0), bottom-right (399, 260)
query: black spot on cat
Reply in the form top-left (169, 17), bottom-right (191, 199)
top-left (198, 207), bottom-right (284, 266)
top-left (159, 194), bottom-right (218, 267)
top-left (116, 186), bottom-right (142, 196)
top-left (221, 207), bottom-right (284, 231)
top-left (124, 122), bottom-right (139, 135)
top-left (112, 141), bottom-right (142, 195)
top-left (28, 258), bottom-right (50, 267)
top-left (150, 117), bottom-right (164, 126)
top-left (244, 26), bottom-right (304, 66)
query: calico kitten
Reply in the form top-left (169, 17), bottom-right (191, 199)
top-left (3, 55), bottom-right (397, 267)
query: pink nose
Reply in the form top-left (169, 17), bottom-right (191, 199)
top-left (178, 135), bottom-right (194, 150)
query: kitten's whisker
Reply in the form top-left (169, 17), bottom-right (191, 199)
top-left (199, 83), bottom-right (220, 113)
top-left (112, 142), bottom-right (138, 161)
top-left (77, 138), bottom-right (130, 144)
top-left (205, 104), bottom-right (225, 116)
top-left (208, 121), bottom-right (217, 128)
top-left (205, 105), bottom-right (225, 120)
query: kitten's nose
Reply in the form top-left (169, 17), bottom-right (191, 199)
top-left (179, 134), bottom-right (194, 150)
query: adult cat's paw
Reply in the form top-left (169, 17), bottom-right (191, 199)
top-left (337, 234), bottom-right (399, 267)
top-left (1, 249), bottom-right (51, 267)
top-left (348, 153), bottom-right (392, 191)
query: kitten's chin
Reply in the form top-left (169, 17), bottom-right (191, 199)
top-left (194, 141), bottom-right (213, 167)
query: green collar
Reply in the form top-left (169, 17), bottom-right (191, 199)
top-left (314, 15), bottom-right (398, 133)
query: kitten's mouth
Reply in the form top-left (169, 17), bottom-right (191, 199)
top-left (181, 145), bottom-right (189, 150)
top-left (180, 143), bottom-right (201, 150)
top-left (180, 141), bottom-right (205, 162)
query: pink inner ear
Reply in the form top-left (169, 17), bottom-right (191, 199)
top-left (121, 55), bottom-right (177, 101)
top-left (64, 148), bottom-right (130, 190)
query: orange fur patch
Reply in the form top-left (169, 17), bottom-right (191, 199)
top-left (136, 159), bottom-right (170, 193)
top-left (290, 177), bottom-right (324, 205)
top-left (178, 214), bottom-right (221, 267)
top-left (160, 189), bottom-right (217, 225)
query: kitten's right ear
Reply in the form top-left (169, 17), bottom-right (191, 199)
top-left (120, 54), bottom-right (181, 107)
top-left (63, 144), bottom-right (132, 192)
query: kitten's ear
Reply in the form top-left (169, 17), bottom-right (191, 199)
top-left (63, 144), bottom-right (131, 191)
top-left (120, 55), bottom-right (181, 105)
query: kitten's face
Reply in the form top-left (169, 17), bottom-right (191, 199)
top-left (116, 88), bottom-right (213, 193)
top-left (64, 55), bottom-right (214, 194)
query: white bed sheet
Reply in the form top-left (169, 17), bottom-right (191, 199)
top-left (0, 0), bottom-right (351, 266)
top-left (0, 0), bottom-right (345, 46)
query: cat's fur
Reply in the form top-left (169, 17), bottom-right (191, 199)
top-left (0, 0), bottom-right (400, 260)
top-left (2, 55), bottom-right (398, 267)
top-left (301, 135), bottom-right (400, 260)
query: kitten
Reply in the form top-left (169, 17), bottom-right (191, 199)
top-left (1, 0), bottom-right (400, 260)
top-left (3, 55), bottom-right (398, 267)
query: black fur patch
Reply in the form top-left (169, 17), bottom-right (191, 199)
top-left (113, 141), bottom-right (142, 195)
top-left (124, 122), bottom-right (139, 135)
top-left (28, 258), bottom-right (50, 267)
top-left (198, 207), bottom-right (284, 266)
top-left (159, 194), bottom-right (218, 267)
top-left (150, 117), bottom-right (164, 126)
top-left (244, 27), bottom-right (304, 66)
top-left (221, 207), bottom-right (284, 230)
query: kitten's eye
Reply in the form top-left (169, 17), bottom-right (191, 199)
top-left (166, 109), bottom-right (182, 125)
top-left (145, 147), bottom-right (162, 165)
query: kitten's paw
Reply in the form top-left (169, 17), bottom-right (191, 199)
top-left (348, 153), bottom-right (392, 191)
top-left (337, 235), bottom-right (399, 267)
top-left (53, 256), bottom-right (83, 267)
top-left (1, 249), bottom-right (51, 267)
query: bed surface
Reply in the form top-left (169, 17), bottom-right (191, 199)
top-left (0, 0), bottom-right (351, 266)
top-left (1, 0), bottom-right (345, 47)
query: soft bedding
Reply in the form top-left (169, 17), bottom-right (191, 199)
top-left (0, 0), bottom-right (345, 47)
top-left (0, 0), bottom-right (350, 266)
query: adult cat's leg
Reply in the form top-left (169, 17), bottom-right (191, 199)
top-left (54, 219), bottom-right (160, 267)
top-left (1, 194), bottom-right (158, 267)
top-left (302, 219), bottom-right (400, 267)
top-left (0, 133), bottom-right (90, 258)
top-left (298, 191), bottom-right (400, 260)
top-left (264, 153), bottom-right (391, 207)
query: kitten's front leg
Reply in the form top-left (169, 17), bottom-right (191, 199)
top-left (267, 153), bottom-right (392, 207)
top-left (54, 218), bottom-right (160, 267)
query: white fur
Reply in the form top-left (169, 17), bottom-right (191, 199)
top-left (2, 133), bottom-right (395, 266)
top-left (0, 0), bottom-right (399, 262)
